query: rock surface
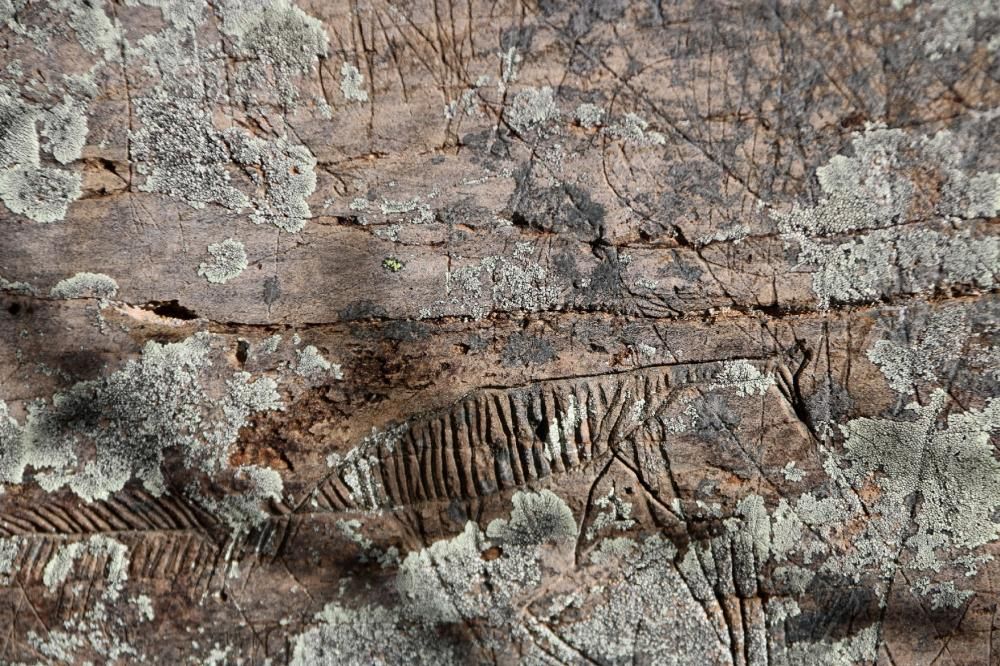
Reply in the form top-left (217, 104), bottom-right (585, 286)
top-left (0, 0), bottom-right (998, 663)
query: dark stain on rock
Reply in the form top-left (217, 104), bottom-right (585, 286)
top-left (576, 245), bottom-right (627, 310)
top-left (785, 573), bottom-right (879, 643)
top-left (538, 0), bottom-right (626, 38)
top-left (350, 320), bottom-right (429, 342)
top-left (339, 300), bottom-right (389, 321)
top-left (501, 331), bottom-right (556, 367)
top-left (263, 276), bottom-right (281, 305)
top-left (509, 165), bottom-right (606, 240)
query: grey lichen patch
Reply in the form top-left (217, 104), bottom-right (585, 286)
top-left (586, 486), bottom-right (635, 540)
top-left (866, 307), bottom-right (969, 394)
top-left (710, 359), bottom-right (775, 396)
top-left (0, 65), bottom-right (92, 223)
top-left (559, 534), bottom-right (730, 665)
top-left (915, 0), bottom-right (1000, 60)
top-left (480, 242), bottom-right (560, 311)
top-left (133, 594), bottom-right (155, 621)
top-left (773, 125), bottom-right (1000, 306)
top-left (0, 84), bottom-right (39, 170)
top-left (49, 272), bottom-right (119, 299)
top-left (0, 536), bottom-right (18, 582)
top-left (485, 489), bottom-right (578, 546)
top-left (223, 129), bottom-right (317, 232)
top-left (259, 334), bottom-right (282, 354)
top-left (30, 535), bottom-right (148, 663)
top-left (0, 164), bottom-right (82, 223)
top-left (40, 97), bottom-right (88, 164)
top-left (127, 17), bottom-right (315, 228)
top-left (43, 535), bottom-right (128, 592)
top-left (197, 238), bottom-right (248, 284)
top-left (339, 62), bottom-right (368, 102)
top-left (0, 273), bottom-right (36, 294)
top-left (781, 462), bottom-right (804, 482)
top-left (290, 602), bottom-right (461, 666)
top-left (295, 344), bottom-right (343, 380)
top-left (839, 390), bottom-right (1000, 561)
top-left (784, 625), bottom-right (878, 666)
top-left (698, 222), bottom-right (750, 245)
top-left (574, 102), bottom-right (604, 128)
top-left (438, 242), bottom-right (563, 319)
top-left (604, 113), bottom-right (666, 146)
top-left (335, 519), bottom-right (399, 567)
top-left (200, 465), bottom-right (284, 533)
top-left (506, 86), bottom-right (559, 135)
top-left (965, 172), bottom-right (1000, 218)
top-left (0, 333), bottom-right (284, 528)
top-left (53, 0), bottom-right (121, 60)
top-left (131, 95), bottom-right (250, 211)
top-left (397, 520), bottom-right (542, 628)
top-left (219, 0), bottom-right (329, 106)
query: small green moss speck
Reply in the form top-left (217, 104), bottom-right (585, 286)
top-left (382, 257), bottom-right (404, 272)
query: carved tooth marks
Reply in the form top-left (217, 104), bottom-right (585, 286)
top-left (327, 362), bottom-right (778, 512)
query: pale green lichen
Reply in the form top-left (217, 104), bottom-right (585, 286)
top-left (49, 272), bottom-right (119, 299)
top-left (710, 359), bottom-right (775, 396)
top-left (781, 461), bottom-right (804, 482)
top-left (0, 83), bottom-right (39, 170)
top-left (290, 602), bottom-right (460, 666)
top-left (840, 390), bottom-right (1000, 558)
top-left (397, 518), bottom-right (543, 628)
top-left (574, 102), bottom-right (604, 128)
top-left (605, 113), bottom-right (666, 146)
top-left (339, 62), bottom-right (368, 102)
top-left (200, 465), bottom-right (284, 533)
top-left (198, 238), bottom-right (248, 284)
top-left (43, 535), bottom-right (128, 593)
top-left (543, 394), bottom-right (583, 462)
top-left (130, 94), bottom-right (250, 211)
top-left (965, 172), bottom-right (1000, 218)
top-left (585, 486), bottom-right (635, 540)
top-left (560, 535), bottom-right (730, 665)
top-left (916, 0), bottom-right (1000, 60)
top-left (223, 129), bottom-right (317, 232)
top-left (0, 536), bottom-right (18, 582)
top-left (126, 9), bottom-right (322, 224)
top-left (30, 535), bottom-right (147, 662)
top-left (0, 164), bottom-right (82, 223)
top-left (773, 125), bottom-right (1000, 307)
top-left (0, 273), bottom-right (35, 294)
top-left (784, 625), bottom-right (878, 666)
top-left (699, 222), bottom-right (750, 245)
top-left (0, 76), bottom-right (87, 223)
top-left (219, 0), bottom-right (329, 106)
top-left (485, 489), bottom-right (578, 546)
top-left (295, 344), bottom-right (343, 379)
top-left (0, 333), bottom-right (284, 527)
top-left (441, 242), bottom-right (562, 319)
top-left (913, 578), bottom-right (974, 610)
top-left (260, 334), bottom-right (282, 354)
top-left (133, 594), bottom-right (155, 621)
top-left (41, 96), bottom-right (88, 164)
top-left (506, 86), bottom-right (558, 134)
top-left (53, 0), bottom-right (121, 60)
top-left (866, 307), bottom-right (969, 394)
